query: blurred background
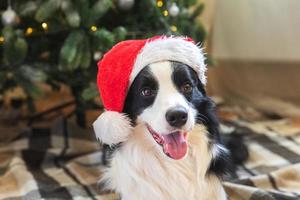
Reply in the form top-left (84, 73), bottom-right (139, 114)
top-left (1, 1), bottom-right (300, 199)
top-left (0, 0), bottom-right (209, 127)
top-left (1, 0), bottom-right (300, 127)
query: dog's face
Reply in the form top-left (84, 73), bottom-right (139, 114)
top-left (123, 61), bottom-right (208, 160)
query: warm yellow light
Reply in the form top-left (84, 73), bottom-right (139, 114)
top-left (171, 25), bottom-right (177, 32)
top-left (41, 22), bottom-right (48, 30)
top-left (90, 25), bottom-right (97, 32)
top-left (157, 0), bottom-right (163, 7)
top-left (0, 36), bottom-right (4, 43)
top-left (25, 27), bottom-right (33, 35)
top-left (163, 10), bottom-right (169, 17)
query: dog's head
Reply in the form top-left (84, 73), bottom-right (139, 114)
top-left (123, 61), bottom-right (208, 160)
top-left (93, 36), bottom-right (223, 162)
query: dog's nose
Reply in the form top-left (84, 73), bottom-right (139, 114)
top-left (165, 107), bottom-right (188, 128)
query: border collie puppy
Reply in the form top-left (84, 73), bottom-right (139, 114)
top-left (93, 36), bottom-right (246, 200)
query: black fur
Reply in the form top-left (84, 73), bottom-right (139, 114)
top-left (123, 66), bottom-right (158, 122)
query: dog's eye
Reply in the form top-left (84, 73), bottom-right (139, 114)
top-left (181, 83), bottom-right (193, 93)
top-left (141, 87), bottom-right (155, 97)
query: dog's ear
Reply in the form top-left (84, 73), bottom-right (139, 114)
top-left (198, 98), bottom-right (249, 177)
top-left (195, 98), bottom-right (231, 176)
top-left (196, 78), bottom-right (207, 96)
top-left (93, 111), bottom-right (133, 146)
top-left (195, 97), bottom-right (218, 134)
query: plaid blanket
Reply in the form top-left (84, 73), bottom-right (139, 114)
top-left (1, 108), bottom-right (300, 200)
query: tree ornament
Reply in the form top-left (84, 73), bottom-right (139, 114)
top-left (2, 6), bottom-right (17, 25)
top-left (93, 51), bottom-right (102, 61)
top-left (118, 0), bottom-right (135, 11)
top-left (169, 2), bottom-right (180, 17)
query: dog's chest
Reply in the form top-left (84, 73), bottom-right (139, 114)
top-left (102, 128), bottom-right (226, 200)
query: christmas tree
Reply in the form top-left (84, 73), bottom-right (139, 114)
top-left (0, 0), bottom-right (207, 126)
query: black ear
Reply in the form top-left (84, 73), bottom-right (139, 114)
top-left (221, 133), bottom-right (249, 165)
top-left (195, 97), bottom-right (220, 142)
top-left (210, 133), bottom-right (249, 179)
top-left (196, 79), bottom-right (206, 97)
top-left (195, 97), bottom-right (232, 177)
top-left (197, 98), bottom-right (249, 178)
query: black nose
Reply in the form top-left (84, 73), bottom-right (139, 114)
top-left (165, 107), bottom-right (188, 128)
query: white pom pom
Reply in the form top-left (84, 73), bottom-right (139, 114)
top-left (169, 3), bottom-right (180, 17)
top-left (93, 111), bottom-right (133, 146)
top-left (2, 7), bottom-right (17, 25)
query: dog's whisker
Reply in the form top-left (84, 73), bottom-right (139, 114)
top-left (198, 113), bottom-right (209, 122)
top-left (196, 116), bottom-right (208, 123)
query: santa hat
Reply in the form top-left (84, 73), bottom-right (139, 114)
top-left (93, 36), bottom-right (206, 146)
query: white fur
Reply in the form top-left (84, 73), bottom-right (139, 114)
top-left (101, 124), bottom-right (227, 200)
top-left (130, 37), bottom-right (207, 85)
top-left (212, 144), bottom-right (230, 160)
top-left (139, 62), bottom-right (197, 135)
top-left (93, 111), bottom-right (132, 146)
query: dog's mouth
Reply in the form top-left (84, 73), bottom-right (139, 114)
top-left (146, 124), bottom-right (188, 160)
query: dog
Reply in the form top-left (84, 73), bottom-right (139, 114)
top-left (93, 36), bottom-right (248, 200)
top-left (98, 60), bottom-right (247, 200)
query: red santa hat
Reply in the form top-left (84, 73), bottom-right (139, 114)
top-left (93, 36), bottom-right (206, 145)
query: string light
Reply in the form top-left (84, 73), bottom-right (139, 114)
top-left (25, 27), bottom-right (33, 36)
top-left (170, 25), bottom-right (177, 32)
top-left (41, 22), bottom-right (48, 30)
top-left (163, 10), bottom-right (169, 16)
top-left (0, 36), bottom-right (4, 44)
top-left (157, 0), bottom-right (163, 7)
top-left (90, 25), bottom-right (97, 32)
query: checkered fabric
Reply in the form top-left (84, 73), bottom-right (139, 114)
top-left (1, 107), bottom-right (300, 200)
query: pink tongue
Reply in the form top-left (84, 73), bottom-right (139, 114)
top-left (162, 132), bottom-right (187, 160)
